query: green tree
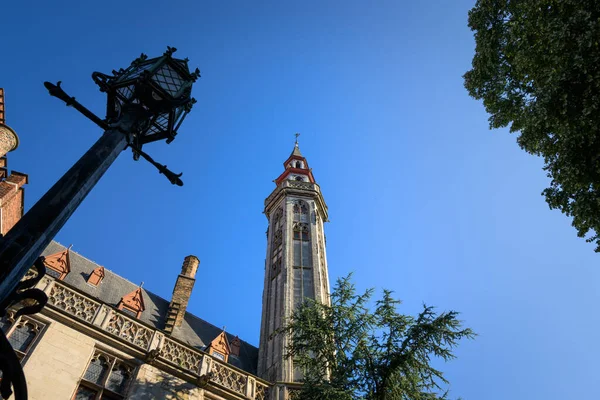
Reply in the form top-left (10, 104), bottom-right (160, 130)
top-left (464, 1), bottom-right (600, 251)
top-left (280, 275), bottom-right (474, 400)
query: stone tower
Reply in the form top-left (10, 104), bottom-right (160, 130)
top-left (258, 140), bottom-right (331, 389)
top-left (0, 88), bottom-right (27, 235)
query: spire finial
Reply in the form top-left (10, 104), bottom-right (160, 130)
top-left (294, 132), bottom-right (300, 146)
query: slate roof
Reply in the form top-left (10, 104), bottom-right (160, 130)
top-left (41, 241), bottom-right (259, 375)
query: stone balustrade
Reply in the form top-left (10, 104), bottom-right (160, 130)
top-left (42, 278), bottom-right (270, 399)
top-left (264, 179), bottom-right (321, 206)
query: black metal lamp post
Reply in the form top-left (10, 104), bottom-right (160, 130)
top-left (0, 47), bottom-right (199, 400)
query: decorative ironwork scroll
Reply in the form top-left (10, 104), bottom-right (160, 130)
top-left (0, 257), bottom-right (48, 400)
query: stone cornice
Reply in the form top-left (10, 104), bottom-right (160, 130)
top-left (264, 180), bottom-right (328, 221)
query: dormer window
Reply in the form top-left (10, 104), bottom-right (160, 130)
top-left (87, 266), bottom-right (105, 286)
top-left (42, 248), bottom-right (71, 280)
top-left (208, 331), bottom-right (231, 363)
top-left (120, 307), bottom-right (138, 318)
top-left (117, 287), bottom-right (145, 319)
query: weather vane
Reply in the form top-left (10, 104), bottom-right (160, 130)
top-left (295, 132), bottom-right (300, 145)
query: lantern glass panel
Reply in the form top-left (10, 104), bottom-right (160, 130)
top-left (151, 64), bottom-right (184, 97)
top-left (116, 84), bottom-right (136, 102)
top-left (119, 61), bottom-right (155, 82)
top-left (145, 113), bottom-right (170, 137)
top-left (172, 106), bottom-right (187, 131)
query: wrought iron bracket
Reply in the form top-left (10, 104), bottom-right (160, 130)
top-left (43, 81), bottom-right (184, 186)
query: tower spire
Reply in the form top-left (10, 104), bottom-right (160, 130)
top-left (258, 141), bottom-right (331, 387)
top-left (291, 132), bottom-right (303, 158)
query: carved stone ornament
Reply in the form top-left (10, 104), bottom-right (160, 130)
top-left (197, 372), bottom-right (213, 388)
top-left (145, 348), bottom-right (161, 365)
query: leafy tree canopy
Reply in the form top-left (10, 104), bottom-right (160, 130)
top-left (464, 1), bottom-right (600, 251)
top-left (281, 275), bottom-right (474, 400)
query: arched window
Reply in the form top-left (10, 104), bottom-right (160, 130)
top-left (106, 364), bottom-right (132, 394)
top-left (272, 208), bottom-right (283, 232)
top-left (271, 207), bottom-right (283, 275)
top-left (76, 351), bottom-right (133, 398)
top-left (8, 321), bottom-right (37, 353)
top-left (2, 314), bottom-right (45, 362)
top-left (293, 201), bottom-right (309, 223)
top-left (295, 175), bottom-right (304, 181)
top-left (292, 201), bottom-right (314, 308)
top-left (84, 354), bottom-right (111, 385)
top-left (295, 161), bottom-right (302, 168)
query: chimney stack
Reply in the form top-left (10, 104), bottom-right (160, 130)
top-left (164, 255), bottom-right (199, 334)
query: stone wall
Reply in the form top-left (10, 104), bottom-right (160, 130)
top-left (129, 364), bottom-right (205, 400)
top-left (22, 317), bottom-right (96, 400)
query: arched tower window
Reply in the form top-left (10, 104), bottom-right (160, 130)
top-left (292, 201), bottom-right (313, 308)
top-left (268, 207), bottom-right (284, 345)
top-left (271, 208), bottom-right (283, 278)
top-left (293, 201), bottom-right (309, 223)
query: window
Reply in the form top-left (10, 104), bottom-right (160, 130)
top-left (212, 351), bottom-right (226, 361)
top-left (87, 267), bottom-right (105, 286)
top-left (42, 249), bottom-right (71, 280)
top-left (45, 268), bottom-right (62, 279)
top-left (74, 351), bottom-right (133, 400)
top-left (119, 307), bottom-right (138, 318)
top-left (271, 208), bottom-right (283, 279)
top-left (1, 311), bottom-right (46, 362)
top-left (293, 201), bottom-right (309, 223)
top-left (116, 288), bottom-right (145, 319)
top-left (292, 210), bottom-right (314, 308)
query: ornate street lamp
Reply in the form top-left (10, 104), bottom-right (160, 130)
top-left (0, 47), bottom-right (199, 399)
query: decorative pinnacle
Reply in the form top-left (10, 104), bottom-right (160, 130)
top-left (131, 53), bottom-right (148, 66)
top-left (165, 46), bottom-right (177, 57)
top-left (191, 68), bottom-right (201, 82)
top-left (295, 132), bottom-right (300, 146)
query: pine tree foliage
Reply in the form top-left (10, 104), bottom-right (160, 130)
top-left (280, 275), bottom-right (474, 400)
top-left (464, 0), bottom-right (600, 251)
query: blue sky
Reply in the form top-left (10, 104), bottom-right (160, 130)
top-left (2, 1), bottom-right (599, 398)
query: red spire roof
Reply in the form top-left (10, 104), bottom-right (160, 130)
top-left (274, 142), bottom-right (316, 185)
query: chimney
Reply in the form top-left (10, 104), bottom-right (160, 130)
top-left (0, 88), bottom-right (26, 235)
top-left (164, 255), bottom-right (199, 334)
